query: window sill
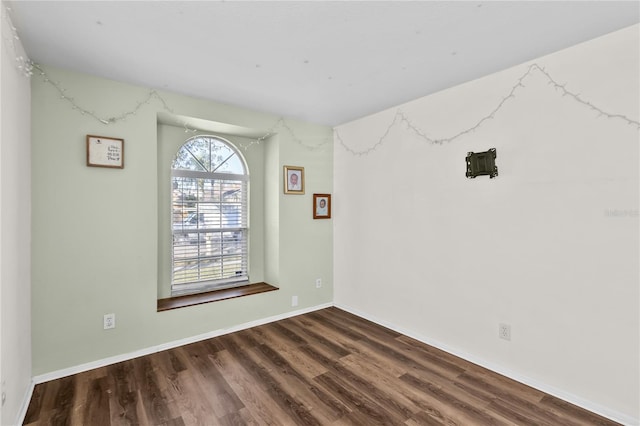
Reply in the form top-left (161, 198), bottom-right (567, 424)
top-left (157, 282), bottom-right (278, 312)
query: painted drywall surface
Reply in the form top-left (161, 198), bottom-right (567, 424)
top-left (334, 25), bottom-right (639, 421)
top-left (278, 127), bottom-right (334, 307)
top-left (0, 10), bottom-right (32, 425)
top-left (31, 66), bottom-right (333, 375)
top-left (264, 135), bottom-right (280, 285)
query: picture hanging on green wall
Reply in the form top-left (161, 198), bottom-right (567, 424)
top-left (313, 194), bottom-right (331, 219)
top-left (86, 135), bottom-right (124, 169)
top-left (284, 165), bottom-right (305, 194)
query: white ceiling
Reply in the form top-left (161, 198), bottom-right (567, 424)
top-left (7, 1), bottom-right (640, 127)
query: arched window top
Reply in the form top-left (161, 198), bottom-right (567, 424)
top-left (172, 135), bottom-right (246, 175)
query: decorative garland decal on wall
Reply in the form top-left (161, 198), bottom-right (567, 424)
top-left (237, 118), bottom-right (331, 152)
top-left (31, 64), bottom-right (330, 151)
top-left (5, 4), bottom-right (636, 157)
top-left (179, 117), bottom-right (331, 152)
top-left (335, 63), bottom-right (640, 157)
top-left (2, 4), bottom-right (33, 77)
top-left (4, 5), bottom-right (329, 152)
top-left (32, 63), bottom-right (177, 124)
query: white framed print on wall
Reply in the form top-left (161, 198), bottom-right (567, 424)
top-left (86, 135), bottom-right (124, 169)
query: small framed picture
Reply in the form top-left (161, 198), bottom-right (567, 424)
top-left (284, 165), bottom-right (305, 194)
top-left (313, 194), bottom-right (331, 219)
top-left (87, 135), bottom-right (124, 169)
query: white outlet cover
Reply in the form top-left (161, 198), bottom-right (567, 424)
top-left (104, 313), bottom-right (116, 329)
top-left (499, 323), bottom-right (511, 341)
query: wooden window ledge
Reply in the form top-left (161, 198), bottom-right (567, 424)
top-left (157, 282), bottom-right (278, 312)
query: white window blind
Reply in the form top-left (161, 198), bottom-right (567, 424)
top-left (171, 136), bottom-right (249, 295)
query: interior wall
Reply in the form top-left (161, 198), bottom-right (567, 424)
top-left (334, 25), bottom-right (639, 423)
top-left (31, 65), bottom-right (333, 376)
top-left (0, 6), bottom-right (32, 424)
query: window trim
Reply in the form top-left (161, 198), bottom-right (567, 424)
top-left (157, 282), bottom-right (278, 311)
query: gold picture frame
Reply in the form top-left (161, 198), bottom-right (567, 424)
top-left (284, 165), bottom-right (304, 194)
top-left (86, 135), bottom-right (124, 169)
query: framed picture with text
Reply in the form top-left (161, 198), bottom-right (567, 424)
top-left (87, 135), bottom-right (124, 169)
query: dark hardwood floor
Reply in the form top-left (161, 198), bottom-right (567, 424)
top-left (24, 307), bottom-right (619, 425)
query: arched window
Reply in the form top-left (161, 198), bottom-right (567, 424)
top-left (171, 135), bottom-right (248, 295)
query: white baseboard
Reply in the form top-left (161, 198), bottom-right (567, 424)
top-left (335, 303), bottom-right (638, 426)
top-left (32, 302), bottom-right (332, 385)
top-left (21, 303), bottom-right (332, 422)
top-left (21, 301), bottom-right (637, 426)
top-left (15, 380), bottom-right (35, 426)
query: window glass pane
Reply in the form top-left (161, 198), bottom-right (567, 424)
top-left (173, 139), bottom-right (208, 171)
top-left (211, 143), bottom-right (240, 174)
top-left (170, 136), bottom-right (248, 294)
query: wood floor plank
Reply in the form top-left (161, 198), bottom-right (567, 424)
top-left (213, 347), bottom-right (298, 425)
top-left (539, 394), bottom-right (622, 426)
top-left (80, 376), bottom-right (111, 426)
top-left (283, 317), bottom-right (351, 358)
top-left (404, 409), bottom-right (457, 426)
top-left (107, 361), bottom-right (143, 425)
top-left (246, 325), bottom-right (329, 380)
top-left (395, 334), bottom-right (490, 377)
top-left (180, 342), bottom-right (245, 419)
top-left (394, 335), bottom-right (469, 379)
top-left (131, 356), bottom-right (177, 425)
top-left (248, 343), bottom-right (347, 424)
top-left (218, 333), bottom-right (323, 425)
top-left (156, 349), bottom-right (220, 425)
top-left (339, 353), bottom-right (424, 415)
top-left (216, 407), bottom-right (258, 426)
top-left (301, 319), bottom-right (411, 379)
top-left (48, 376), bottom-right (75, 426)
top-left (314, 370), bottom-right (404, 425)
top-left (400, 373), bottom-right (510, 426)
top-left (24, 308), bottom-right (622, 426)
top-left (38, 379), bottom-right (61, 417)
top-left (454, 371), bottom-right (580, 426)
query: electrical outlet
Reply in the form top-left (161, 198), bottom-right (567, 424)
top-left (292, 296), bottom-right (298, 307)
top-left (499, 323), bottom-right (511, 341)
top-left (104, 313), bottom-right (116, 330)
top-left (315, 278), bottom-right (322, 288)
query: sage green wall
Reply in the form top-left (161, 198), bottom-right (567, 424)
top-left (31, 65), bottom-right (333, 375)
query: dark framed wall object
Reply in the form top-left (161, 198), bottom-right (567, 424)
top-left (313, 194), bottom-right (331, 219)
top-left (87, 135), bottom-right (124, 169)
top-left (466, 148), bottom-right (497, 178)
